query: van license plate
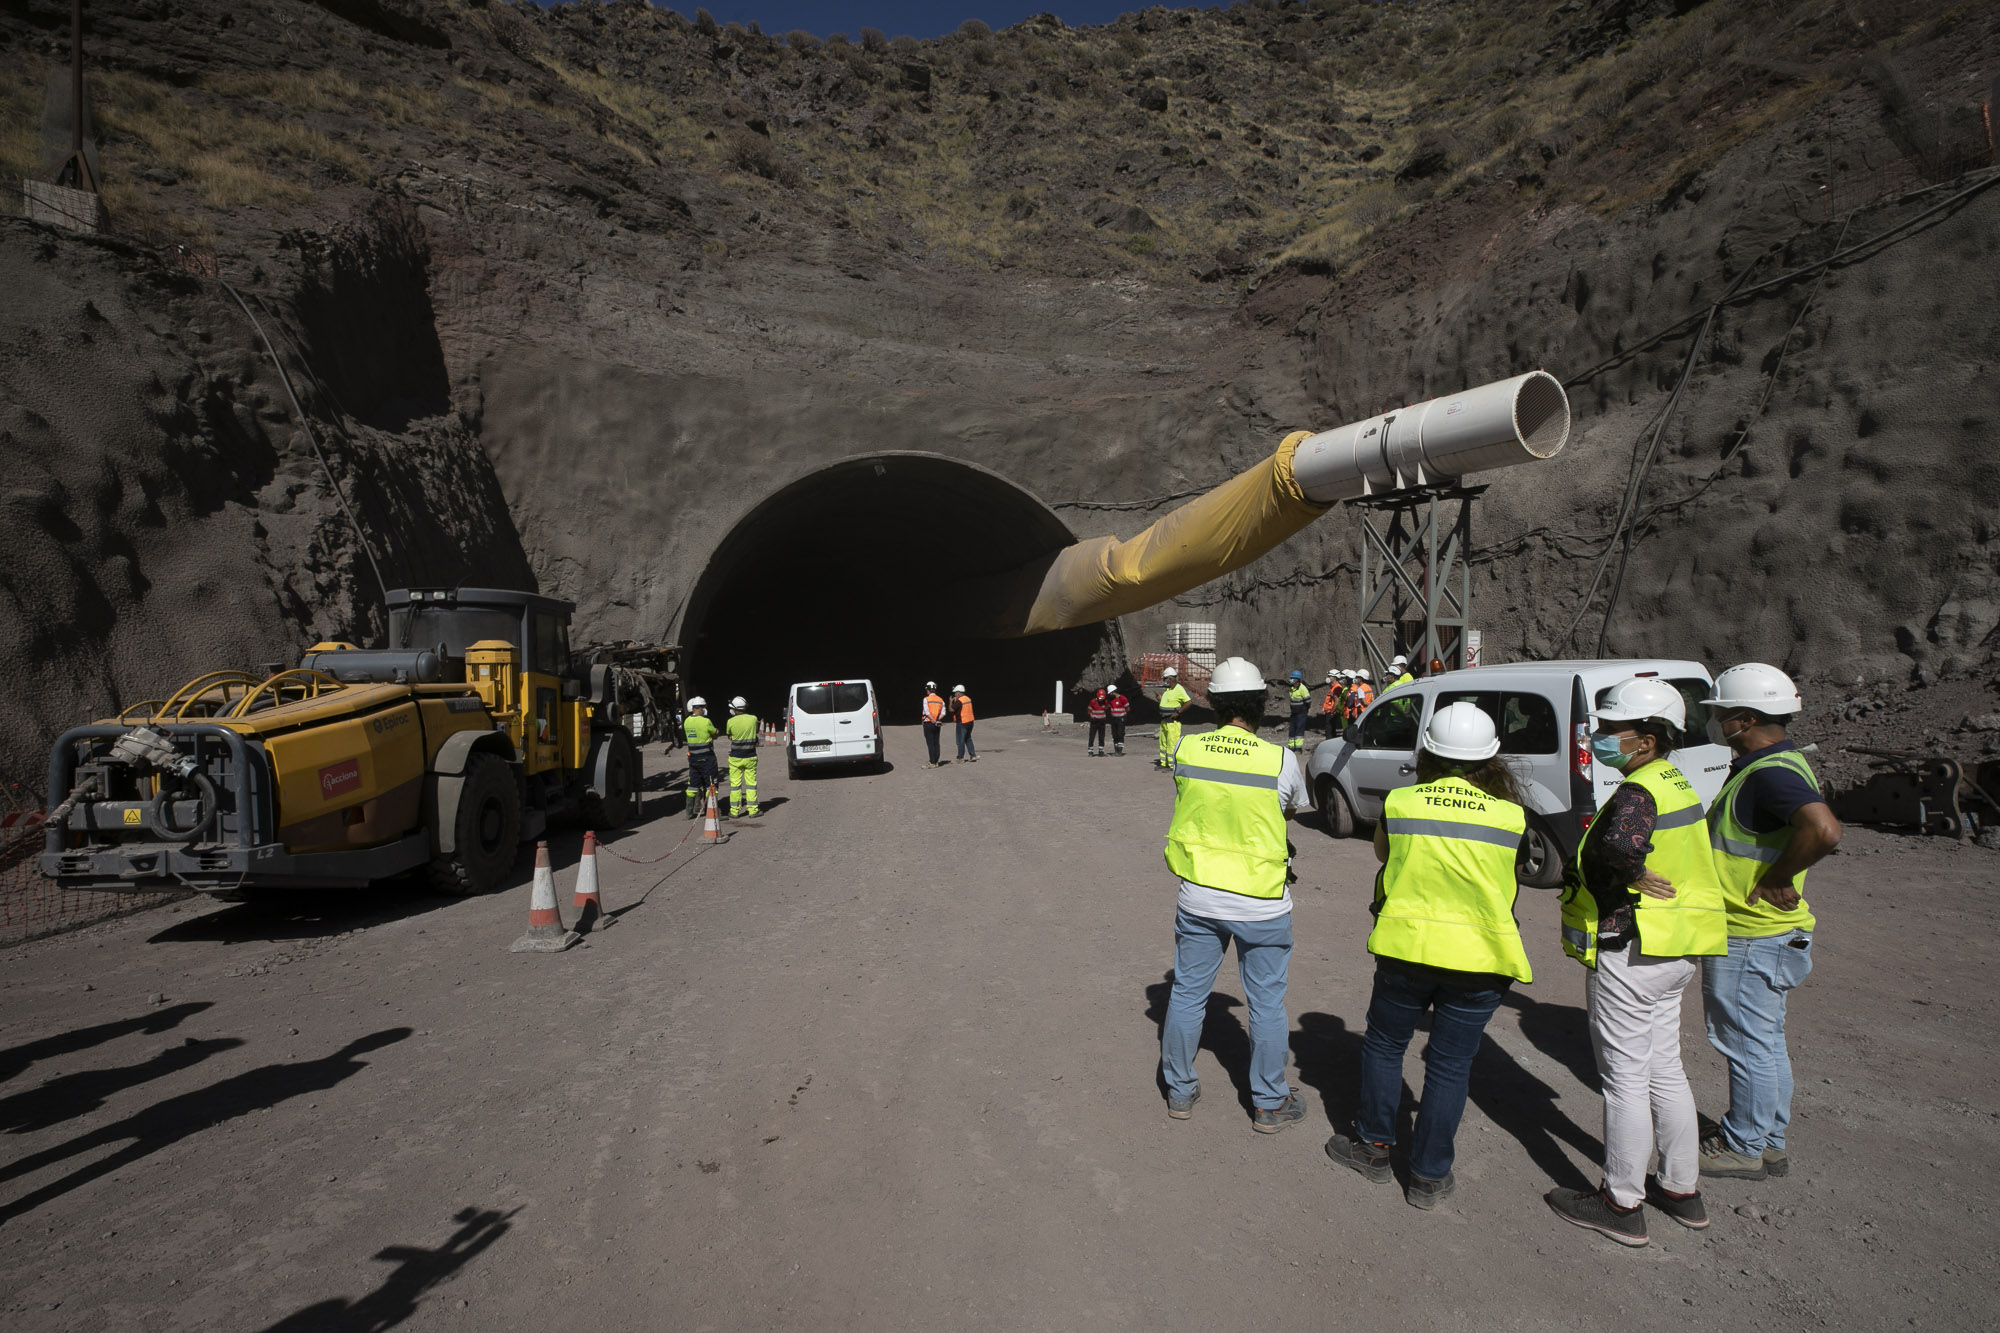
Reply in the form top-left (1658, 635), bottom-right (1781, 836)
top-left (800, 740), bottom-right (831, 751)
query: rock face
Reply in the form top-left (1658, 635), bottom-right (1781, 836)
top-left (0, 0), bottom-right (1996, 791)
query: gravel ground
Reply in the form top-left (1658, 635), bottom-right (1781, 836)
top-left (1, 722), bottom-right (1995, 1330)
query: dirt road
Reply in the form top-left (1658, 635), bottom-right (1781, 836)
top-left (2, 722), bottom-right (1995, 1330)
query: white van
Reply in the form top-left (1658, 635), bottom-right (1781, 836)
top-left (786, 679), bottom-right (883, 777)
top-left (1305, 659), bottom-right (1732, 887)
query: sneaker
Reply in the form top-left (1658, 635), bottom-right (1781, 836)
top-left (1763, 1147), bottom-right (1790, 1178)
top-left (1545, 1187), bottom-right (1649, 1247)
top-left (1251, 1092), bottom-right (1306, 1135)
top-left (1167, 1087), bottom-right (1199, 1120)
top-left (1644, 1176), bottom-right (1711, 1230)
top-left (1699, 1134), bottom-right (1768, 1180)
top-left (968, 756), bottom-right (979, 762)
top-left (1405, 1172), bottom-right (1456, 1210)
top-left (1324, 1133), bottom-right (1393, 1184)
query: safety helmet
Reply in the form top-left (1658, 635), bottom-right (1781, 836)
top-left (1423, 701), bottom-right (1500, 762)
top-left (1208, 656), bottom-right (1265, 694)
top-left (729, 696), bottom-right (748, 710)
top-left (1094, 686), bottom-right (1107, 695)
top-left (1107, 685), bottom-right (1119, 694)
top-left (1705, 663), bottom-right (1802, 716)
top-left (1391, 654), bottom-right (1409, 667)
top-left (926, 680), bottom-right (937, 690)
top-left (1357, 669), bottom-right (1371, 681)
top-left (1326, 670), bottom-right (1337, 680)
top-left (687, 696), bottom-right (706, 709)
top-left (1593, 676), bottom-right (1687, 730)
top-left (952, 683), bottom-right (965, 693)
top-left (1161, 667), bottom-right (1178, 679)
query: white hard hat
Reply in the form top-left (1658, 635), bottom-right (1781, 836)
top-left (730, 695), bottom-right (748, 710)
top-left (926, 680), bottom-right (937, 690)
top-left (952, 683), bottom-right (965, 692)
top-left (1705, 663), bottom-right (1802, 716)
top-left (1107, 685), bottom-right (1119, 694)
top-left (1161, 667), bottom-right (1178, 679)
top-left (1325, 671), bottom-right (1337, 680)
top-left (1208, 656), bottom-right (1265, 693)
top-left (1390, 655), bottom-right (1409, 667)
top-left (1357, 669), bottom-right (1371, 681)
top-left (1424, 701), bottom-right (1500, 762)
top-left (687, 696), bottom-right (706, 708)
top-left (1594, 676), bottom-right (1687, 730)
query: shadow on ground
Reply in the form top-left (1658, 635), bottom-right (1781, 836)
top-left (260, 1205), bottom-right (518, 1332)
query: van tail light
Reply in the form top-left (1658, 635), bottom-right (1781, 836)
top-left (1572, 722), bottom-right (1592, 780)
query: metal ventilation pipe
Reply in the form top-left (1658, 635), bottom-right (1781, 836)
top-left (1291, 370), bottom-right (1572, 502)
top-left (967, 371), bottom-right (1572, 637)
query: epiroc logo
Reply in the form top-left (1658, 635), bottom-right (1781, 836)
top-left (319, 759), bottom-right (363, 801)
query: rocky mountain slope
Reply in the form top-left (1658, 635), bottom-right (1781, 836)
top-left (1, 0), bottom-right (1996, 793)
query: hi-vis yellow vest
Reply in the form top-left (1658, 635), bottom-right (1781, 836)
top-left (684, 715), bottom-right (718, 753)
top-left (1561, 761), bottom-right (1727, 968)
top-left (726, 712), bottom-right (760, 757)
top-left (1709, 749), bottom-right (1820, 937)
top-left (1371, 777), bottom-right (1532, 982)
top-left (1164, 727), bottom-right (1288, 899)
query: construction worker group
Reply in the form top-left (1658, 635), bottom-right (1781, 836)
top-left (680, 694), bottom-right (762, 819)
top-left (1156, 653), bottom-right (1839, 1250)
top-left (920, 682), bottom-right (978, 768)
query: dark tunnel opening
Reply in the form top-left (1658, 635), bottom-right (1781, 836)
top-left (680, 454), bottom-right (1124, 725)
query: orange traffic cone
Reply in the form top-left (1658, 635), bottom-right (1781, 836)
top-left (510, 841), bottom-right (581, 953)
top-left (572, 830), bottom-right (603, 931)
top-left (702, 784), bottom-right (721, 842)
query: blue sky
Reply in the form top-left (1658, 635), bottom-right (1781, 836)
top-left (558, 5), bottom-right (1152, 41)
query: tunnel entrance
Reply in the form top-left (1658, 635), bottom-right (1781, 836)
top-left (680, 453), bottom-right (1121, 722)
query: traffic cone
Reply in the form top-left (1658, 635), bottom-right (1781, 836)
top-left (510, 841), bottom-right (581, 953)
top-left (702, 785), bottom-right (721, 842)
top-left (572, 830), bottom-right (603, 932)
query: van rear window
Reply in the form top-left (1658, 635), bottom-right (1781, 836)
top-left (795, 683), bottom-right (871, 714)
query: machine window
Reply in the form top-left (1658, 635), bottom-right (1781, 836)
top-left (390, 608), bottom-right (520, 658)
top-left (533, 614), bottom-right (571, 678)
top-left (1357, 695), bottom-right (1421, 751)
top-left (795, 683), bottom-right (870, 714)
top-left (1501, 692), bottom-right (1560, 754)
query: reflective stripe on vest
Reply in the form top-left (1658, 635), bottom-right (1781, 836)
top-left (1088, 698), bottom-right (1108, 719)
top-left (726, 714), bottom-right (760, 757)
top-left (1708, 749), bottom-right (1820, 937)
top-left (922, 695), bottom-right (945, 723)
top-left (1109, 696), bottom-right (1130, 717)
top-left (1370, 777), bottom-right (1532, 982)
top-left (1164, 729), bottom-right (1289, 899)
top-left (684, 716), bottom-right (718, 754)
top-left (1559, 761), bottom-right (1727, 968)
top-left (955, 695), bottom-right (975, 723)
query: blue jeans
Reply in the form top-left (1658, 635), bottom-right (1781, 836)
top-left (955, 720), bottom-right (976, 759)
top-left (1355, 961), bottom-right (1506, 1182)
top-left (1703, 930), bottom-right (1813, 1154)
top-left (1161, 908), bottom-right (1294, 1109)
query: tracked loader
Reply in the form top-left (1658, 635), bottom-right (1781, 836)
top-left (39, 588), bottom-right (639, 898)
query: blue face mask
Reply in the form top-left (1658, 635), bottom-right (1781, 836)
top-left (1589, 732), bottom-right (1633, 770)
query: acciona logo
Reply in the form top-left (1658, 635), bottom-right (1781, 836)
top-left (320, 759), bottom-right (363, 801)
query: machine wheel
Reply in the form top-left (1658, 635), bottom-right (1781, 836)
top-left (582, 729), bottom-right (639, 829)
top-left (430, 754), bottom-right (521, 897)
top-left (787, 747), bottom-right (800, 781)
top-left (1517, 815), bottom-right (1566, 890)
top-left (1316, 775), bottom-right (1357, 839)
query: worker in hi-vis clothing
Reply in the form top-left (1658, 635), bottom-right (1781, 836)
top-left (1086, 687), bottom-right (1110, 756)
top-left (724, 696), bottom-right (761, 819)
top-left (1385, 655), bottom-right (1415, 691)
top-left (951, 685), bottom-right (978, 762)
top-left (1160, 656), bottom-right (1308, 1133)
top-left (1286, 670), bottom-right (1312, 752)
top-left (1324, 702), bottom-right (1531, 1211)
top-left (1697, 663), bottom-right (1842, 1184)
top-left (921, 682), bottom-right (947, 769)
top-left (1107, 685), bottom-right (1131, 755)
top-left (1546, 676), bottom-right (1727, 1248)
top-left (1321, 671), bottom-right (1347, 738)
top-left (1346, 669), bottom-right (1375, 721)
top-left (1156, 667), bottom-right (1191, 770)
top-left (682, 696), bottom-right (719, 819)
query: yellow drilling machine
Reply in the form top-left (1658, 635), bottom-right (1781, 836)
top-left (38, 588), bottom-right (640, 898)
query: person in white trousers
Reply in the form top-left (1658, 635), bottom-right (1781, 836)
top-left (1546, 678), bottom-right (1729, 1247)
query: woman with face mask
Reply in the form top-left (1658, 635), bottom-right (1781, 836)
top-left (1546, 677), bottom-right (1727, 1248)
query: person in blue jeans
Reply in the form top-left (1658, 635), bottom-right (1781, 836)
top-left (1323, 703), bottom-right (1533, 1209)
top-left (1158, 657), bottom-right (1309, 1134)
top-left (1697, 665), bottom-right (1842, 1181)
